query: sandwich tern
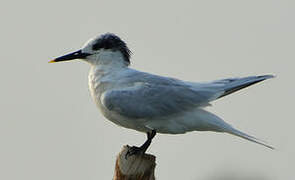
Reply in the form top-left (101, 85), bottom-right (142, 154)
top-left (50, 33), bottom-right (274, 157)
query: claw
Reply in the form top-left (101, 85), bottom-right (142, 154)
top-left (125, 130), bottom-right (157, 160)
top-left (125, 146), bottom-right (143, 159)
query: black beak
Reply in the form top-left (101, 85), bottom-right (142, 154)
top-left (49, 50), bottom-right (91, 63)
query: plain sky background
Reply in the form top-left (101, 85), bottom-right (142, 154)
top-left (0, 0), bottom-right (294, 179)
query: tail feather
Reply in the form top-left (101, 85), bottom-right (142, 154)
top-left (225, 127), bottom-right (274, 149)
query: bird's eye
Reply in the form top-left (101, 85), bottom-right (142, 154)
top-left (93, 44), bottom-right (102, 51)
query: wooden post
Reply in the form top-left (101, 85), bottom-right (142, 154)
top-left (113, 145), bottom-right (156, 180)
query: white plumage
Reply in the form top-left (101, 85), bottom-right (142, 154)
top-left (51, 33), bottom-right (274, 152)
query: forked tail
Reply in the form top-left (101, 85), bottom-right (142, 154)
top-left (164, 106), bottom-right (274, 149)
top-left (224, 127), bottom-right (274, 149)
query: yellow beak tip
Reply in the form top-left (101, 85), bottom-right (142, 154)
top-left (49, 60), bottom-right (56, 63)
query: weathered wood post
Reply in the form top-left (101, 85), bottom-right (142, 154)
top-left (113, 145), bottom-right (156, 180)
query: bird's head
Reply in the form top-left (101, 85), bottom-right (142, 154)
top-left (50, 33), bottom-right (131, 66)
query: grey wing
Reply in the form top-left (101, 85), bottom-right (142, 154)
top-left (101, 82), bottom-right (215, 119)
top-left (101, 69), bottom-right (274, 119)
top-left (188, 75), bottom-right (274, 101)
top-left (204, 75), bottom-right (274, 99)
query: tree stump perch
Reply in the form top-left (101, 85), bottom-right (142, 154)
top-left (113, 145), bottom-right (156, 180)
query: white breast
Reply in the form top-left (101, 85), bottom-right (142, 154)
top-left (88, 66), bottom-right (149, 132)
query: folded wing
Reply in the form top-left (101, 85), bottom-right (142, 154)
top-left (101, 73), bottom-right (274, 119)
top-left (101, 81), bottom-right (215, 119)
top-left (203, 75), bottom-right (274, 100)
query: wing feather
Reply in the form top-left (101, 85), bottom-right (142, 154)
top-left (101, 70), bottom-right (273, 119)
top-left (101, 82), bottom-right (213, 119)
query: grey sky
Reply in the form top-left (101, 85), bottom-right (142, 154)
top-left (0, 0), bottom-right (294, 179)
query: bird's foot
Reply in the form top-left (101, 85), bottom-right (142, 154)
top-left (125, 130), bottom-right (157, 159)
top-left (125, 146), bottom-right (144, 159)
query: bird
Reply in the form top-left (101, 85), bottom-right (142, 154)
top-left (50, 33), bottom-right (274, 157)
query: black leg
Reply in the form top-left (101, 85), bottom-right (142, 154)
top-left (125, 130), bottom-right (156, 159)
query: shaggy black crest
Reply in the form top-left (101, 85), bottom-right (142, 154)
top-left (92, 33), bottom-right (131, 64)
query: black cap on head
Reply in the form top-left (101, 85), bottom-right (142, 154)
top-left (92, 33), bottom-right (131, 64)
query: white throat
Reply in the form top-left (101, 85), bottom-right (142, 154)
top-left (87, 49), bottom-right (128, 75)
